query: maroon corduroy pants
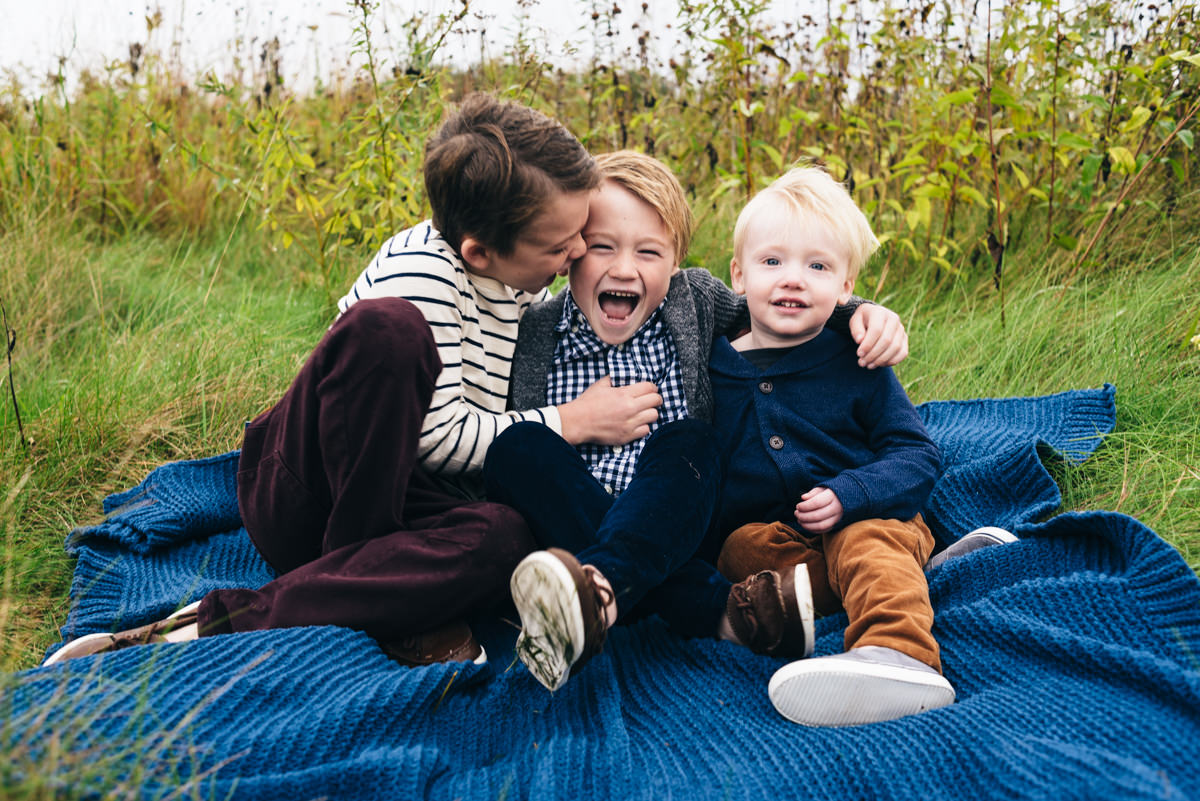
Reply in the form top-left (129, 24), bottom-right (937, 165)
top-left (197, 298), bottom-right (535, 640)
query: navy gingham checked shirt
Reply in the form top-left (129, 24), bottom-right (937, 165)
top-left (546, 292), bottom-right (688, 496)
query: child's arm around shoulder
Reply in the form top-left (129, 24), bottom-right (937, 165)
top-left (828, 298), bottom-right (909, 369)
top-left (680, 267), bottom-right (748, 339)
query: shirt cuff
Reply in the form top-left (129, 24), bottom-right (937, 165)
top-left (823, 474), bottom-right (869, 527)
top-left (539, 405), bottom-right (563, 436)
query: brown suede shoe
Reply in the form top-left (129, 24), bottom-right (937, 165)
top-left (382, 620), bottom-right (486, 667)
top-left (510, 548), bottom-right (612, 691)
top-left (42, 601), bottom-right (202, 666)
top-left (726, 564), bottom-right (815, 658)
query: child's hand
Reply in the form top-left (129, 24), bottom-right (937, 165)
top-left (559, 375), bottom-right (662, 446)
top-left (794, 487), bottom-right (844, 533)
top-left (849, 304), bottom-right (908, 369)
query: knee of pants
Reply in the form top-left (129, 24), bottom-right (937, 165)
top-left (826, 518), bottom-right (933, 593)
top-left (640, 418), bottom-right (723, 478)
top-left (483, 421), bottom-right (561, 496)
top-left (469, 502), bottom-right (537, 571)
top-left (330, 298), bottom-right (440, 374)
top-left (646, 418), bottom-right (718, 455)
top-left (717, 521), bottom-right (804, 581)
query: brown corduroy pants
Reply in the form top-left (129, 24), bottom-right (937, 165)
top-left (717, 515), bottom-right (940, 671)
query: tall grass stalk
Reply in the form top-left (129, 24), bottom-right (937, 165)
top-left (3, 1), bottom-right (1195, 291)
top-left (1, 647), bottom-right (271, 799)
top-left (894, 207), bottom-right (1200, 567)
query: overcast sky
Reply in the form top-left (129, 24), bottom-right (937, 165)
top-left (1, 0), bottom-right (720, 94)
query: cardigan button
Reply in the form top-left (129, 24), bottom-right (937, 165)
top-left (768, 435), bottom-right (785, 450)
top-left (758, 380), bottom-right (773, 394)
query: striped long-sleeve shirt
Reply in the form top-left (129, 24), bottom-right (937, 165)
top-left (337, 221), bottom-right (561, 478)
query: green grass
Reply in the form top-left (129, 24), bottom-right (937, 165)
top-left (891, 214), bottom-right (1200, 567)
top-left (1, 206), bottom-right (1199, 675)
top-left (0, 214), bottom-right (333, 670)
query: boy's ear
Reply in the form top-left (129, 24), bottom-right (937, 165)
top-left (838, 276), bottom-right (855, 304)
top-left (459, 236), bottom-right (491, 273)
top-left (730, 258), bottom-right (745, 294)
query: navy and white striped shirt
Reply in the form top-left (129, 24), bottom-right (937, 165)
top-left (546, 292), bottom-right (688, 495)
top-left (337, 222), bottom-right (560, 477)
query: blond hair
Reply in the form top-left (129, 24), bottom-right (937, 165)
top-left (733, 166), bottom-right (879, 279)
top-left (594, 150), bottom-right (694, 264)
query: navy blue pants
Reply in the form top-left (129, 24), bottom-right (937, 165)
top-left (199, 298), bottom-right (535, 640)
top-left (483, 420), bottom-right (731, 639)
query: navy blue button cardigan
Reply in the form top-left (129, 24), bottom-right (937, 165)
top-left (709, 328), bottom-right (941, 537)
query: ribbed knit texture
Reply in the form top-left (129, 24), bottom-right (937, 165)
top-left (64, 450), bottom-right (242, 555)
top-left (12, 384), bottom-right (1200, 800)
top-left (918, 383), bottom-right (1119, 545)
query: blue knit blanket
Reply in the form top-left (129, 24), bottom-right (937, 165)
top-left (8, 384), bottom-right (1200, 800)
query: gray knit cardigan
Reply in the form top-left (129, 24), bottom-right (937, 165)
top-left (508, 267), bottom-right (863, 423)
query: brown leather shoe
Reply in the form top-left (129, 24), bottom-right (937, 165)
top-left (726, 564), bottom-right (815, 658)
top-left (42, 601), bottom-right (202, 666)
top-left (509, 548), bottom-right (612, 691)
top-left (382, 620), bottom-right (486, 667)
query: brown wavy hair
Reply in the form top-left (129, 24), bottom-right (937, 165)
top-left (424, 94), bottom-right (599, 255)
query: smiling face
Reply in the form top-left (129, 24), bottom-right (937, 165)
top-left (461, 189), bottom-right (591, 295)
top-left (730, 198), bottom-right (855, 350)
top-left (568, 180), bottom-right (678, 345)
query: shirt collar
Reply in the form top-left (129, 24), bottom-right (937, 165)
top-left (710, 328), bottom-right (849, 377)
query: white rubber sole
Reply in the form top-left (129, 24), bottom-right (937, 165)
top-left (42, 631), bottom-right (119, 666)
top-left (791, 563), bottom-right (816, 658)
top-left (768, 656), bottom-right (955, 727)
top-left (510, 551), bottom-right (586, 691)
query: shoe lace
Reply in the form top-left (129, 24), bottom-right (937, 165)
top-left (579, 565), bottom-right (613, 662)
top-left (108, 629), bottom-right (161, 651)
top-left (394, 634), bottom-right (421, 651)
top-left (730, 582), bottom-right (762, 643)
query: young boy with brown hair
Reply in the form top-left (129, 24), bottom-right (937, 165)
top-left (711, 165), bottom-right (950, 727)
top-left (44, 95), bottom-right (657, 668)
top-left (483, 151), bottom-right (910, 691)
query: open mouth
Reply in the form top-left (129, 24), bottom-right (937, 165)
top-left (599, 290), bottom-right (640, 322)
top-left (772, 299), bottom-right (810, 309)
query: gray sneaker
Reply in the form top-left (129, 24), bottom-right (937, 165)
top-left (925, 526), bottom-right (1017, 571)
top-left (42, 601), bottom-right (202, 666)
top-left (768, 645), bottom-right (955, 727)
top-left (510, 548), bottom-right (611, 691)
